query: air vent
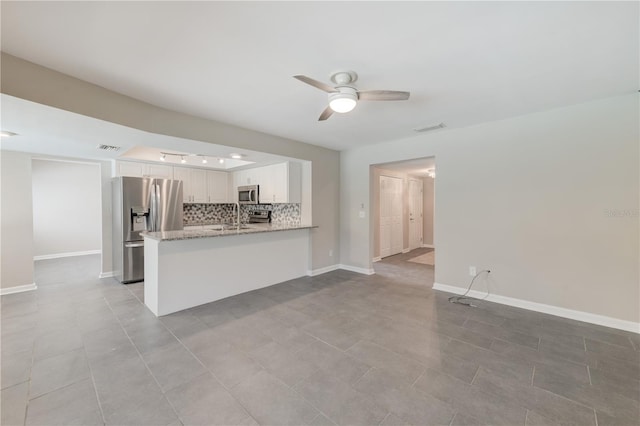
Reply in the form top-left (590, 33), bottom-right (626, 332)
top-left (414, 122), bottom-right (446, 133)
top-left (97, 144), bottom-right (121, 151)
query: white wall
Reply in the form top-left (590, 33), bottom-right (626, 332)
top-left (32, 159), bottom-right (101, 258)
top-left (342, 94), bottom-right (639, 324)
top-left (1, 151), bottom-right (35, 290)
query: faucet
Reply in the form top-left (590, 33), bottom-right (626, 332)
top-left (233, 202), bottom-right (241, 226)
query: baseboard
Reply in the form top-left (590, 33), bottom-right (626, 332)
top-left (34, 250), bottom-right (101, 261)
top-left (402, 248), bottom-right (411, 254)
top-left (1, 283), bottom-right (37, 296)
top-left (99, 271), bottom-right (115, 279)
top-left (306, 264), bottom-right (339, 277)
top-left (372, 257), bottom-right (382, 263)
top-left (339, 264), bottom-right (375, 275)
top-left (422, 244), bottom-right (435, 249)
top-left (433, 282), bottom-right (640, 334)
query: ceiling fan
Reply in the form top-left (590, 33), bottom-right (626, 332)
top-left (293, 70), bottom-right (410, 121)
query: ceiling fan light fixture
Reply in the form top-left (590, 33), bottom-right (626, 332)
top-left (329, 88), bottom-right (358, 113)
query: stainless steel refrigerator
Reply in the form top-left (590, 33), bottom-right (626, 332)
top-left (112, 177), bottom-right (183, 283)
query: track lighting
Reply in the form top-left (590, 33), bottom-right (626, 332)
top-left (218, 158), bottom-right (225, 164)
top-left (160, 154), bottom-right (166, 161)
top-left (180, 156), bottom-right (186, 164)
top-left (202, 158), bottom-right (208, 164)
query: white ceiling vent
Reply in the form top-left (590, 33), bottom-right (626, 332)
top-left (414, 122), bottom-right (446, 133)
top-left (97, 144), bottom-right (121, 151)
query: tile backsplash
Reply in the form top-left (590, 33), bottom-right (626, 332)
top-left (183, 203), bottom-right (301, 226)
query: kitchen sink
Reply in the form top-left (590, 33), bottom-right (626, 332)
top-left (202, 224), bottom-right (253, 231)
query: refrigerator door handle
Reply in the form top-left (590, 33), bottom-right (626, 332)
top-left (155, 183), bottom-right (161, 232)
top-left (150, 183), bottom-right (157, 232)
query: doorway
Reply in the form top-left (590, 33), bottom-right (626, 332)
top-left (371, 157), bottom-right (435, 281)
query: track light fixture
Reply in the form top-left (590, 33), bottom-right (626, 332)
top-left (159, 152), bottom-right (237, 167)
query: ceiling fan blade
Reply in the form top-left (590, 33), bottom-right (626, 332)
top-left (358, 90), bottom-right (410, 101)
top-left (294, 75), bottom-right (338, 93)
top-left (318, 106), bottom-right (334, 121)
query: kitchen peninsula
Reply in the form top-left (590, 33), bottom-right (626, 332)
top-left (142, 223), bottom-right (316, 316)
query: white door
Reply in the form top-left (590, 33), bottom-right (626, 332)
top-left (380, 175), bottom-right (403, 258)
top-left (390, 177), bottom-right (403, 255)
top-left (408, 179), bottom-right (423, 250)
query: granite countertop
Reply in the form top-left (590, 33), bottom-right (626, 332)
top-left (141, 223), bottom-right (317, 241)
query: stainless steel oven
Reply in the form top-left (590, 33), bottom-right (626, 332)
top-left (238, 185), bottom-right (259, 205)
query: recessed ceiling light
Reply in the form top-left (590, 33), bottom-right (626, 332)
top-left (230, 153), bottom-right (244, 159)
top-left (0, 131), bottom-right (18, 138)
top-left (202, 157), bottom-right (208, 164)
top-left (218, 158), bottom-right (225, 164)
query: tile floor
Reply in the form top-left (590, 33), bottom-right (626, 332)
top-left (1, 250), bottom-right (639, 425)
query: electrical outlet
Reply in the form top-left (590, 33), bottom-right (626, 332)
top-left (329, 249), bottom-right (333, 257)
top-left (469, 266), bottom-right (477, 276)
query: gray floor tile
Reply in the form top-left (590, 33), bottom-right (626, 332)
top-left (1, 329), bottom-right (36, 355)
top-left (25, 378), bottom-right (103, 425)
top-left (1, 381), bottom-right (29, 426)
top-left (249, 340), bottom-right (319, 387)
top-left (127, 323), bottom-right (178, 354)
top-left (33, 327), bottom-right (83, 361)
top-left (143, 342), bottom-right (208, 392)
top-left (302, 318), bottom-right (360, 350)
top-left (295, 339), bottom-right (371, 384)
top-left (165, 373), bottom-right (253, 425)
top-left (463, 318), bottom-right (540, 350)
top-left (296, 370), bottom-right (387, 426)
top-left (196, 344), bottom-right (264, 388)
top-left (346, 340), bottom-right (425, 385)
top-left (1, 349), bottom-right (32, 390)
top-left (29, 349), bottom-right (89, 399)
top-left (309, 412), bottom-right (338, 426)
top-left (472, 366), bottom-right (596, 425)
top-left (100, 390), bottom-right (178, 426)
top-left (232, 370), bottom-right (318, 425)
top-left (379, 412), bottom-right (409, 426)
top-left (353, 368), bottom-right (455, 425)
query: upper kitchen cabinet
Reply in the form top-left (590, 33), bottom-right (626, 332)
top-left (173, 167), bottom-right (207, 203)
top-left (206, 170), bottom-right (228, 203)
top-left (116, 161), bottom-right (173, 179)
top-left (233, 162), bottom-right (301, 204)
top-left (269, 162), bottom-right (301, 203)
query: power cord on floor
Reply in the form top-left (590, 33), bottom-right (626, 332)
top-left (448, 269), bottom-right (491, 307)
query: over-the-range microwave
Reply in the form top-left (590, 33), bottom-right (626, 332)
top-left (238, 185), bottom-right (259, 205)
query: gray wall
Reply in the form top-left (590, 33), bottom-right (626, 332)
top-left (1, 53), bottom-right (340, 275)
top-left (32, 159), bottom-right (102, 257)
top-left (342, 94), bottom-right (639, 323)
top-left (1, 151), bottom-right (34, 289)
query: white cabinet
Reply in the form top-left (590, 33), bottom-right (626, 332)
top-left (232, 162), bottom-right (301, 204)
top-left (146, 164), bottom-right (173, 179)
top-left (174, 167), bottom-right (207, 203)
top-left (261, 162), bottom-right (301, 203)
top-left (174, 167), bottom-right (228, 204)
top-left (116, 161), bottom-right (173, 179)
top-left (206, 171), bottom-right (228, 203)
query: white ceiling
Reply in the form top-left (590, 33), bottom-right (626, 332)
top-left (1, 2), bottom-right (638, 152)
